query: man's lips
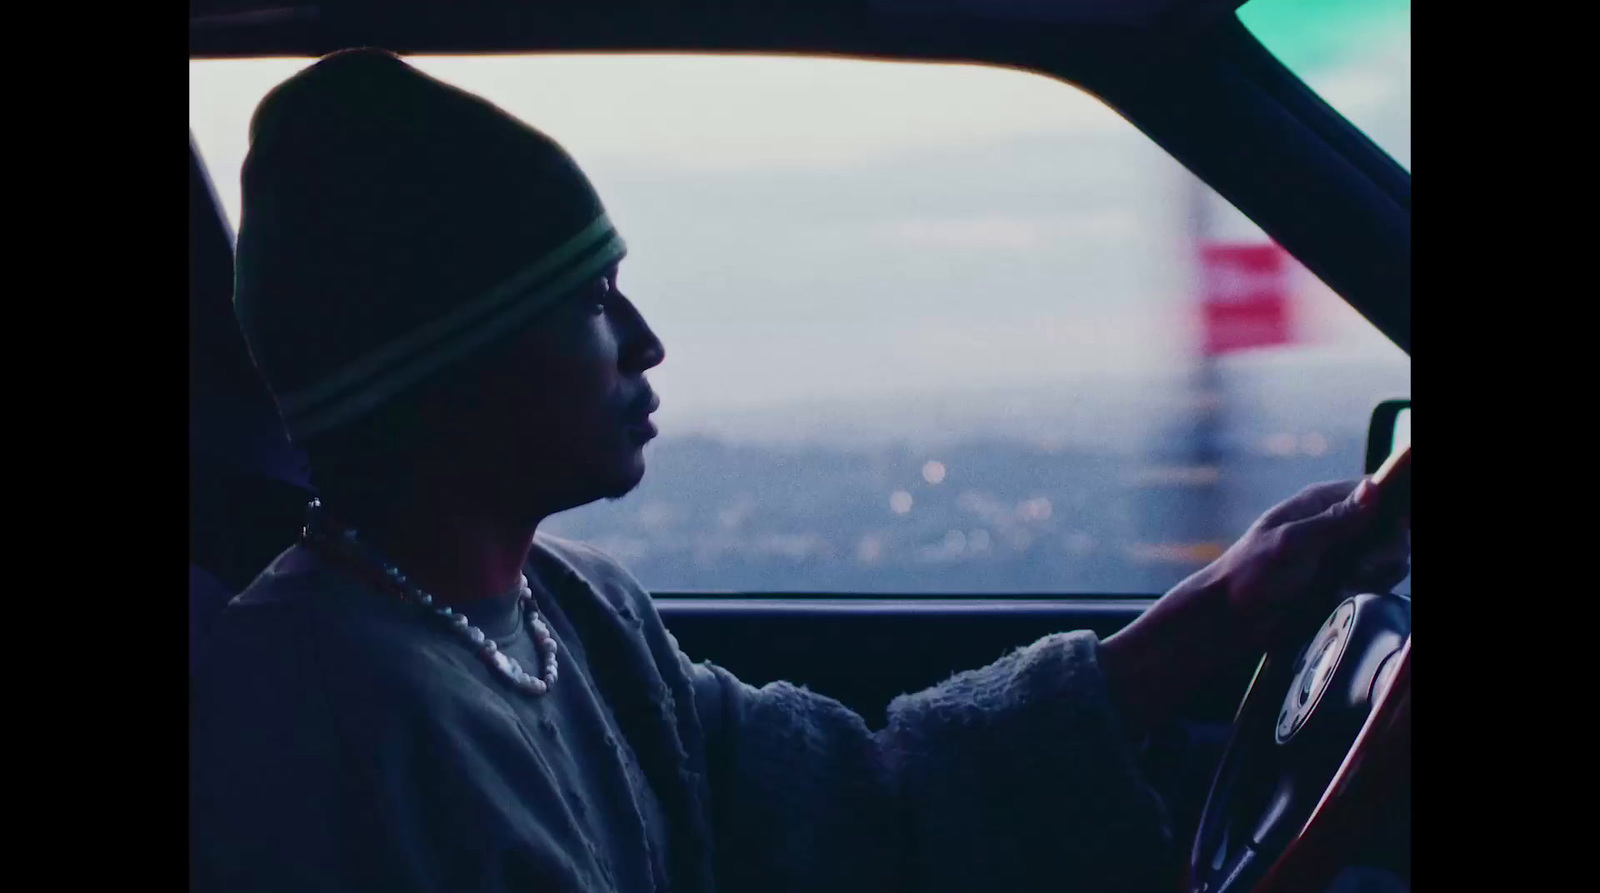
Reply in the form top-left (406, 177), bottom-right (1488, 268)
top-left (630, 392), bottom-right (660, 421)
top-left (627, 393), bottom-right (660, 438)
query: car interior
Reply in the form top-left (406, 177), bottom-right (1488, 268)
top-left (189, 2), bottom-right (1410, 892)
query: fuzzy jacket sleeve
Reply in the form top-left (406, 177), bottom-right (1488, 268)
top-left (536, 535), bottom-right (1174, 893)
top-left (686, 632), bottom-right (1174, 893)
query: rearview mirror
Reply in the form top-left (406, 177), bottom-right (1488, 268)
top-left (1364, 399), bottom-right (1410, 474)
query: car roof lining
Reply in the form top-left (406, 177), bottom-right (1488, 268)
top-left (190, 1), bottom-right (1255, 51)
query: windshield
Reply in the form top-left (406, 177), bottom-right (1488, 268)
top-left (1238, 0), bottom-right (1410, 170)
top-left (191, 54), bottom-right (1409, 595)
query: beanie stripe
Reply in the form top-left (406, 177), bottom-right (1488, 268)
top-left (278, 213), bottom-right (626, 439)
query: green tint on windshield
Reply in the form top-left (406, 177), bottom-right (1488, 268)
top-left (1239, 0), bottom-right (1410, 170)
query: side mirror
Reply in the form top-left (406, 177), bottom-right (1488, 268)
top-left (1364, 399), bottom-right (1410, 475)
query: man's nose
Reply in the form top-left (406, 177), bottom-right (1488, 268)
top-left (618, 299), bottom-right (665, 373)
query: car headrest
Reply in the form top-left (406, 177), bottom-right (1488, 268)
top-left (190, 135), bottom-right (311, 491)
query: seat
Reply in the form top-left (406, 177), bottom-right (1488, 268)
top-left (190, 135), bottom-right (314, 600)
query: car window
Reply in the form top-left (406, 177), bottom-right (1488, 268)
top-left (190, 54), bottom-right (1409, 595)
top-left (1238, 0), bottom-right (1410, 171)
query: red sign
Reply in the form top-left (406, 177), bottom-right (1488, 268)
top-left (1200, 242), bottom-right (1294, 356)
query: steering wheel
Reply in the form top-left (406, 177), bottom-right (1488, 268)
top-left (1187, 592), bottom-right (1411, 893)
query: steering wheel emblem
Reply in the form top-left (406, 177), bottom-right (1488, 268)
top-left (1276, 600), bottom-right (1355, 744)
top-left (1300, 640), bottom-right (1334, 703)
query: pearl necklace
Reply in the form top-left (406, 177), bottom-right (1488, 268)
top-left (302, 499), bottom-right (560, 696)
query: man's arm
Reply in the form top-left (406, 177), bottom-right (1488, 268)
top-left (679, 631), bottom-right (1175, 893)
top-left (1099, 569), bottom-right (1242, 740)
top-left (541, 531), bottom-right (1173, 893)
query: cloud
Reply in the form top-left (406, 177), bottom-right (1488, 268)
top-left (408, 54), bottom-right (1130, 174)
top-left (878, 211), bottom-right (1141, 251)
top-left (192, 54), bottom-right (1136, 222)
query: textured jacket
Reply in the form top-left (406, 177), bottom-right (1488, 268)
top-left (190, 534), bottom-right (1173, 892)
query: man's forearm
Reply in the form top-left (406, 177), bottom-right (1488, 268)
top-left (1098, 566), bottom-right (1249, 739)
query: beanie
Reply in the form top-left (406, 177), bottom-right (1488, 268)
top-left (234, 48), bottom-right (626, 441)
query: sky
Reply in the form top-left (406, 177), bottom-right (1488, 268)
top-left (189, 14), bottom-right (1408, 436)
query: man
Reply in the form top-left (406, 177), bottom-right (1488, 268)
top-left (190, 48), bottom-right (1409, 893)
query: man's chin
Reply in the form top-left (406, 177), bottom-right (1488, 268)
top-left (593, 449), bottom-right (647, 502)
top-left (534, 448), bottom-right (648, 513)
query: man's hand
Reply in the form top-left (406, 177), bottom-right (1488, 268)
top-left (1100, 477), bottom-right (1410, 739)
top-left (1205, 478), bottom-right (1410, 649)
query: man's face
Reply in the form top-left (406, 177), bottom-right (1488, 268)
top-left (423, 263), bottom-right (665, 521)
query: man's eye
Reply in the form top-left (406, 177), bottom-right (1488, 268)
top-left (588, 278), bottom-right (613, 316)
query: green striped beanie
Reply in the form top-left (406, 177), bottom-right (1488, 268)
top-left (234, 48), bottom-right (626, 442)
